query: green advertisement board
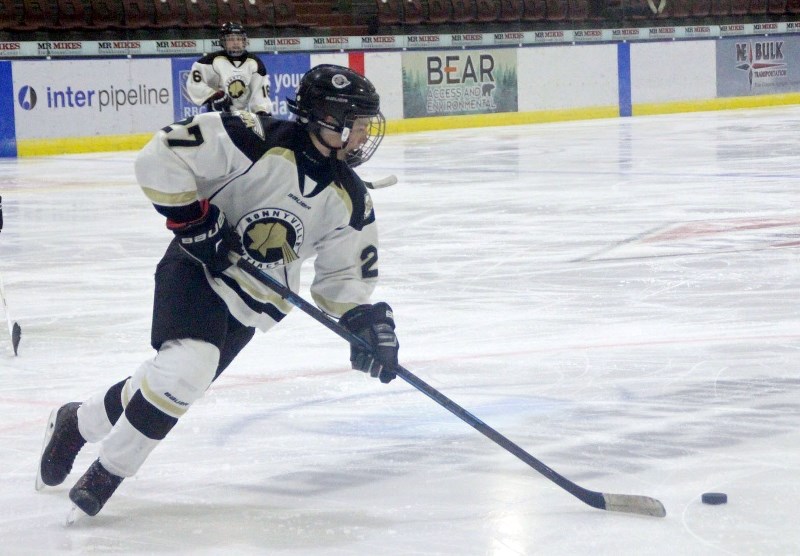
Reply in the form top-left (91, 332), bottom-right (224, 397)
top-left (402, 49), bottom-right (518, 118)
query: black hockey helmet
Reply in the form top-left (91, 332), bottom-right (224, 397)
top-left (287, 64), bottom-right (385, 167)
top-left (219, 22), bottom-right (247, 57)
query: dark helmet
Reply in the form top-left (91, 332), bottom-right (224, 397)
top-left (219, 22), bottom-right (247, 57)
top-left (288, 64), bottom-right (385, 167)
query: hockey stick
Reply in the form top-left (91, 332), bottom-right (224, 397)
top-left (364, 174), bottom-right (398, 190)
top-left (234, 255), bottom-right (666, 518)
top-left (0, 197), bottom-right (21, 356)
top-left (0, 275), bottom-right (21, 356)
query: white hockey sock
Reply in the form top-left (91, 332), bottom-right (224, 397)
top-left (76, 389), bottom-right (115, 443)
top-left (98, 412), bottom-right (160, 478)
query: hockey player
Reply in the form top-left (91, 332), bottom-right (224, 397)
top-left (186, 22), bottom-right (271, 114)
top-left (37, 64), bottom-right (398, 518)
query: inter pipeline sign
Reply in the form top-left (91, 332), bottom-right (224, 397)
top-left (13, 59), bottom-right (173, 140)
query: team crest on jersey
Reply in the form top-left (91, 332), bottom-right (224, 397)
top-left (239, 208), bottom-right (305, 269)
top-left (226, 78), bottom-right (247, 99)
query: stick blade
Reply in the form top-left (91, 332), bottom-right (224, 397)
top-left (365, 175), bottom-right (398, 189)
top-left (11, 322), bottom-right (20, 355)
top-left (602, 493), bottom-right (666, 517)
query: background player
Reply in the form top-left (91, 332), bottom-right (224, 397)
top-left (186, 22), bottom-right (271, 114)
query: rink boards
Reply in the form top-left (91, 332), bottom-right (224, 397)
top-left (2, 35), bottom-right (800, 157)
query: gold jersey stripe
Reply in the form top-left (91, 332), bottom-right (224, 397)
top-left (140, 187), bottom-right (198, 206)
top-left (311, 291), bottom-right (358, 318)
top-left (122, 378), bottom-right (133, 408)
top-left (264, 146), bottom-right (296, 163)
top-left (141, 376), bottom-right (189, 418)
top-left (231, 270), bottom-right (294, 314)
top-left (329, 183), bottom-right (353, 220)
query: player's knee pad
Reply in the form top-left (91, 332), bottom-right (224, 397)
top-left (137, 338), bottom-right (220, 419)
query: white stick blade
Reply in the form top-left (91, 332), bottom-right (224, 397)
top-left (366, 175), bottom-right (398, 189)
top-left (603, 493), bottom-right (667, 517)
top-left (0, 274), bottom-right (18, 355)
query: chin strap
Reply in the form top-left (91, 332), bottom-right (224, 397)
top-left (313, 127), bottom-right (351, 162)
top-left (314, 129), bottom-right (339, 153)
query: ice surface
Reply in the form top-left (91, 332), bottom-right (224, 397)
top-left (1, 106), bottom-right (799, 554)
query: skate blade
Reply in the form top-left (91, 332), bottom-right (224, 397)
top-left (35, 407), bottom-right (59, 491)
top-left (65, 504), bottom-right (87, 526)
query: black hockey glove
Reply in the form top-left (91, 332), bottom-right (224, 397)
top-left (339, 302), bottom-right (399, 384)
top-left (167, 200), bottom-right (240, 274)
top-left (205, 91), bottom-right (232, 113)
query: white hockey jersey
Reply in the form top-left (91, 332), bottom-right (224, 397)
top-left (135, 112), bottom-right (380, 332)
top-left (186, 51), bottom-right (271, 114)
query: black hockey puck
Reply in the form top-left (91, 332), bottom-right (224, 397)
top-left (701, 492), bottom-right (727, 505)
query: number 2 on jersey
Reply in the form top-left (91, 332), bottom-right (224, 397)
top-left (360, 245), bottom-right (378, 278)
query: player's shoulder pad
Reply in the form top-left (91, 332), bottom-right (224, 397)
top-left (195, 52), bottom-right (221, 65)
top-left (248, 54), bottom-right (268, 75)
top-left (335, 166), bottom-right (376, 231)
top-left (221, 113), bottom-right (294, 163)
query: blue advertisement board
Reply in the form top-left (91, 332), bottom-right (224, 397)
top-left (171, 53), bottom-right (310, 122)
top-left (0, 62), bottom-right (17, 157)
top-left (172, 57), bottom-right (204, 121)
top-left (259, 53), bottom-right (310, 119)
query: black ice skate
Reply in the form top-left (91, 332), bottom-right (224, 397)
top-left (69, 459), bottom-right (124, 517)
top-left (36, 402), bottom-right (86, 490)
